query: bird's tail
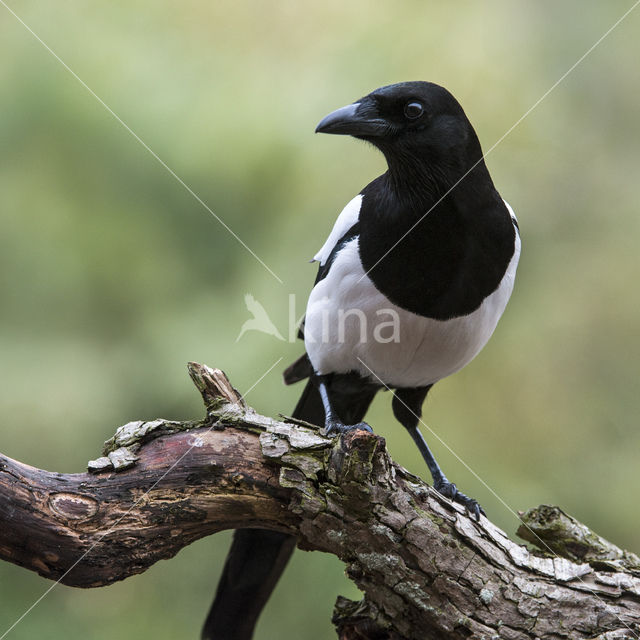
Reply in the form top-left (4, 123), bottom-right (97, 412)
top-left (202, 376), bottom-right (324, 640)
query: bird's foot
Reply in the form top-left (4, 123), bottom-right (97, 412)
top-left (324, 420), bottom-right (373, 436)
top-left (434, 479), bottom-right (485, 521)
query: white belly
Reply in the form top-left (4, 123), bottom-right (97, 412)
top-left (304, 236), bottom-right (520, 388)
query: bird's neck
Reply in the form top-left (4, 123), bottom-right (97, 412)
top-left (382, 147), bottom-right (495, 214)
top-left (385, 156), bottom-right (443, 204)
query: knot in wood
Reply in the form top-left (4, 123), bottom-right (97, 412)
top-left (49, 492), bottom-right (99, 521)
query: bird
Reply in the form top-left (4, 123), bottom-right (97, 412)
top-left (236, 293), bottom-right (285, 342)
top-left (203, 81), bottom-right (521, 640)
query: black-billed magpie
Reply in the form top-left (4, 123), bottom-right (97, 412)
top-left (204, 81), bottom-right (520, 640)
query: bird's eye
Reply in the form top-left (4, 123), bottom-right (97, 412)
top-left (404, 101), bottom-right (424, 120)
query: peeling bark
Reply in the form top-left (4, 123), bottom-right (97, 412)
top-left (1, 362), bottom-right (639, 639)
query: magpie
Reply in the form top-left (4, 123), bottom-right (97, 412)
top-left (204, 81), bottom-right (520, 640)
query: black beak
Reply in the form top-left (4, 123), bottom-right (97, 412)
top-left (315, 102), bottom-right (389, 137)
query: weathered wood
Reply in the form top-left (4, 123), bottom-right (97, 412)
top-left (0, 422), bottom-right (295, 588)
top-left (1, 363), bottom-right (639, 639)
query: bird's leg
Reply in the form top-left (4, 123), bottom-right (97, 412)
top-left (405, 423), bottom-right (485, 520)
top-left (315, 374), bottom-right (373, 435)
top-left (392, 387), bottom-right (484, 520)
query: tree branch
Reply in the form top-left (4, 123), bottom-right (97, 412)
top-left (1, 363), bottom-right (639, 639)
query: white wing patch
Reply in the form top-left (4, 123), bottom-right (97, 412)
top-left (503, 199), bottom-right (518, 228)
top-left (313, 194), bottom-right (362, 265)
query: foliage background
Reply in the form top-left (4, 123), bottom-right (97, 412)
top-left (1, 1), bottom-right (639, 638)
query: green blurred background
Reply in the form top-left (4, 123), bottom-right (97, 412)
top-left (1, 1), bottom-right (639, 638)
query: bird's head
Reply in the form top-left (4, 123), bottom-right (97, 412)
top-left (316, 81), bottom-right (484, 190)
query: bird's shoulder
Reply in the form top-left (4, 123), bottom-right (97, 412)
top-left (311, 193), bottom-right (363, 286)
top-left (296, 193), bottom-right (363, 341)
top-left (313, 194), bottom-right (362, 266)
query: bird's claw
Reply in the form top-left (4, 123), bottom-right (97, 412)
top-left (434, 479), bottom-right (485, 521)
top-left (324, 420), bottom-right (374, 436)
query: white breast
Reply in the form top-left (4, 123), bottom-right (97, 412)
top-left (304, 230), bottom-right (521, 388)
